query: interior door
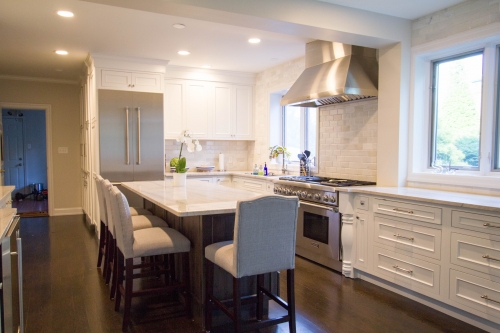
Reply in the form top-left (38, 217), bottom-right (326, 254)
top-left (99, 90), bottom-right (134, 182)
top-left (132, 92), bottom-right (164, 181)
top-left (3, 118), bottom-right (25, 195)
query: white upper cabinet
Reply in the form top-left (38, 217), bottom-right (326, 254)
top-left (164, 78), bottom-right (254, 140)
top-left (99, 70), bottom-right (163, 93)
top-left (212, 83), bottom-right (233, 139)
top-left (233, 85), bottom-right (253, 139)
top-left (186, 81), bottom-right (211, 139)
top-left (164, 79), bottom-right (184, 139)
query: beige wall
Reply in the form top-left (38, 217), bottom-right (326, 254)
top-left (412, 0), bottom-right (500, 46)
top-left (0, 79), bottom-right (81, 212)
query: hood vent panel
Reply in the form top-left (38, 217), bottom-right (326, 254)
top-left (281, 41), bottom-right (378, 108)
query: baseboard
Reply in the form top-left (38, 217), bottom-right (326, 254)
top-left (51, 207), bottom-right (83, 216)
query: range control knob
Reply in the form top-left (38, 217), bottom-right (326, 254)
top-left (276, 187), bottom-right (282, 194)
top-left (307, 193), bottom-right (312, 199)
top-left (301, 191), bottom-right (307, 199)
top-left (314, 194), bottom-right (321, 200)
top-left (323, 195), bottom-right (329, 202)
top-left (285, 189), bottom-right (291, 195)
top-left (329, 196), bottom-right (336, 203)
top-left (292, 191), bottom-right (297, 196)
top-left (274, 188), bottom-right (278, 194)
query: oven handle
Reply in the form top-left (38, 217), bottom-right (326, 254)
top-left (299, 201), bottom-right (338, 212)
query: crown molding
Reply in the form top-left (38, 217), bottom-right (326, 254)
top-left (0, 75), bottom-right (78, 85)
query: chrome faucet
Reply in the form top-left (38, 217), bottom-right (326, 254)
top-left (269, 145), bottom-right (288, 175)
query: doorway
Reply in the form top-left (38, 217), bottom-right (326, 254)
top-left (2, 108), bottom-right (48, 217)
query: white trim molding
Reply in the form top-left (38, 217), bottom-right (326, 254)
top-left (0, 75), bottom-right (78, 85)
top-left (408, 22), bottom-right (500, 191)
top-left (52, 207), bottom-right (84, 216)
top-left (0, 102), bottom-right (55, 216)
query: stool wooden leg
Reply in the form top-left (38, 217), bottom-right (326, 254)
top-left (104, 231), bottom-right (113, 285)
top-left (257, 274), bottom-right (264, 321)
top-left (97, 221), bottom-right (106, 268)
top-left (110, 239), bottom-right (118, 300)
top-left (204, 259), bottom-right (214, 332)
top-left (233, 277), bottom-right (242, 333)
top-left (114, 250), bottom-right (124, 312)
top-left (122, 258), bottom-right (134, 332)
top-left (287, 269), bottom-right (296, 333)
top-left (182, 252), bottom-right (192, 318)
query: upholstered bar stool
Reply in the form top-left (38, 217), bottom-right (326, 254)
top-left (101, 179), bottom-right (169, 288)
top-left (109, 186), bottom-right (192, 332)
top-left (95, 175), bottom-right (154, 275)
top-left (204, 195), bottom-right (299, 333)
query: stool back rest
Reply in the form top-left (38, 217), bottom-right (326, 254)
top-left (233, 195), bottom-right (299, 278)
top-left (95, 175), bottom-right (107, 226)
top-left (110, 186), bottom-right (135, 259)
top-left (102, 179), bottom-right (116, 237)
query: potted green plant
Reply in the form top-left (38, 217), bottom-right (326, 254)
top-left (171, 130), bottom-right (202, 187)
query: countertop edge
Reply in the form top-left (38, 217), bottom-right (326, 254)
top-left (336, 186), bottom-right (500, 213)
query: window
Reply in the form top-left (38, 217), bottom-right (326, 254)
top-left (430, 51), bottom-right (483, 169)
top-left (282, 105), bottom-right (317, 164)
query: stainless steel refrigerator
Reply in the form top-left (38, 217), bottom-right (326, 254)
top-left (99, 90), bottom-right (164, 182)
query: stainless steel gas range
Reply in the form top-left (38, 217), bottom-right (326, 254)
top-left (275, 176), bottom-right (376, 272)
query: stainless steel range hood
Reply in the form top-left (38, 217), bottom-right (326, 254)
top-left (281, 41), bottom-right (378, 107)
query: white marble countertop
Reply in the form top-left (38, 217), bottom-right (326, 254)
top-left (0, 208), bottom-right (17, 238)
top-left (164, 171), bottom-right (282, 181)
top-left (121, 180), bottom-right (264, 217)
top-left (0, 186), bottom-right (15, 203)
top-left (336, 186), bottom-right (500, 213)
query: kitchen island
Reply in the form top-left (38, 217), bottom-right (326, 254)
top-left (121, 180), bottom-right (277, 329)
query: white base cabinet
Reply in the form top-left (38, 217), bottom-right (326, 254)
top-left (341, 191), bottom-right (500, 332)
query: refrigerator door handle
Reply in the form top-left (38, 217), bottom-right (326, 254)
top-left (136, 107), bottom-right (141, 165)
top-left (126, 107), bottom-right (130, 165)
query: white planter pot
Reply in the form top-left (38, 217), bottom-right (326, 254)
top-left (172, 173), bottom-right (187, 187)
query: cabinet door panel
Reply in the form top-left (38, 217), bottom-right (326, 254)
top-left (101, 70), bottom-right (131, 89)
top-left (186, 81), bottom-right (210, 138)
top-left (164, 80), bottom-right (184, 139)
top-left (213, 84), bottom-right (232, 138)
top-left (233, 85), bottom-right (253, 139)
top-left (132, 73), bottom-right (162, 92)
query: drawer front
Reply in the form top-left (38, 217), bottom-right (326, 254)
top-left (452, 210), bottom-right (500, 236)
top-left (373, 198), bottom-right (442, 225)
top-left (450, 269), bottom-right (500, 319)
top-left (451, 232), bottom-right (500, 278)
top-left (374, 216), bottom-right (441, 260)
top-left (355, 195), bottom-right (369, 211)
top-left (241, 179), bottom-right (265, 193)
top-left (374, 247), bottom-right (440, 296)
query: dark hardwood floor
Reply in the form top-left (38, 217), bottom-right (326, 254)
top-left (21, 215), bottom-right (487, 333)
top-left (13, 198), bottom-right (48, 217)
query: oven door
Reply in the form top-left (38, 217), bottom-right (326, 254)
top-left (296, 201), bottom-right (341, 270)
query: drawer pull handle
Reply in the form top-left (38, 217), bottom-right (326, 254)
top-left (394, 234), bottom-right (414, 241)
top-left (483, 223), bottom-right (500, 229)
top-left (482, 254), bottom-right (500, 262)
top-left (393, 208), bottom-right (414, 214)
top-left (310, 242), bottom-right (320, 249)
top-left (393, 265), bottom-right (413, 274)
top-left (481, 295), bottom-right (500, 304)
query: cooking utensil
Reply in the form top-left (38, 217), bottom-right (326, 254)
top-left (298, 153), bottom-right (305, 161)
top-left (304, 150), bottom-right (311, 158)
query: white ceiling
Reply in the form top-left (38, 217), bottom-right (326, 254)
top-left (0, 0), bottom-right (466, 82)
top-left (315, 0), bottom-right (466, 20)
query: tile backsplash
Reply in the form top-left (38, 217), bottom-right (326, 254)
top-left (318, 99), bottom-right (378, 182)
top-left (165, 140), bottom-right (250, 171)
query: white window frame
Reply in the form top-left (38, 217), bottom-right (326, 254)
top-left (282, 105), bottom-right (317, 165)
top-left (408, 25), bottom-right (500, 189)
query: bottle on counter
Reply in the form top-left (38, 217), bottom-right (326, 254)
top-left (264, 162), bottom-right (268, 176)
top-left (258, 164), bottom-right (264, 176)
top-left (253, 164), bottom-right (258, 175)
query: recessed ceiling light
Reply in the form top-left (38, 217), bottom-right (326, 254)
top-left (172, 23), bottom-right (185, 29)
top-left (178, 50), bottom-right (190, 55)
top-left (55, 50), bottom-right (68, 55)
top-left (57, 10), bottom-right (74, 17)
top-left (201, 65), bottom-right (211, 69)
top-left (248, 38), bottom-right (261, 44)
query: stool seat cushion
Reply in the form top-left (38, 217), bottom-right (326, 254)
top-left (131, 215), bottom-right (168, 231)
top-left (130, 207), bottom-right (152, 216)
top-left (133, 227), bottom-right (191, 258)
top-left (205, 241), bottom-right (235, 277)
